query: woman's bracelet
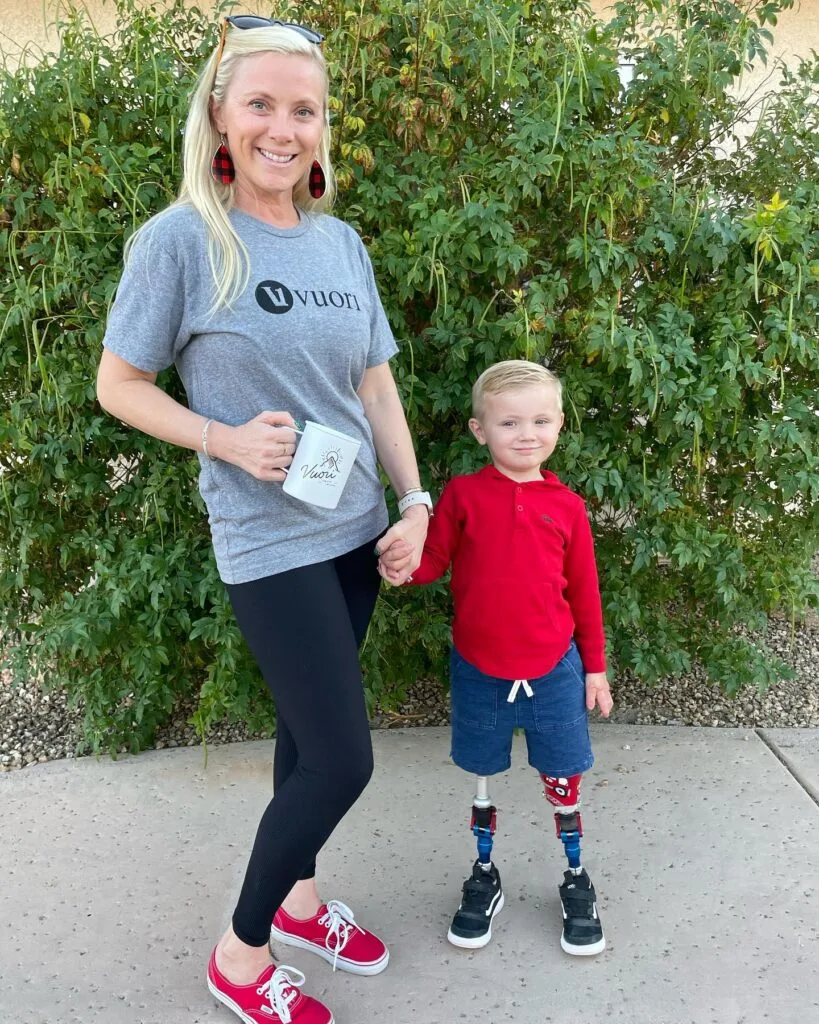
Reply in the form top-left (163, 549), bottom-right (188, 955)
top-left (201, 418), bottom-right (217, 461)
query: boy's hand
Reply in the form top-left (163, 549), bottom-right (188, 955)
top-left (375, 506), bottom-right (428, 586)
top-left (376, 538), bottom-right (414, 585)
top-left (585, 672), bottom-right (613, 718)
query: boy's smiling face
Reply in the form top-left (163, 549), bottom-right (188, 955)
top-left (469, 384), bottom-right (565, 482)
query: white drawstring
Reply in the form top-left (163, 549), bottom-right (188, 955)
top-left (318, 899), bottom-right (359, 971)
top-left (506, 678), bottom-right (534, 703)
top-left (258, 965), bottom-right (303, 1023)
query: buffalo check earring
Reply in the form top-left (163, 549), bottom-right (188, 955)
top-left (309, 158), bottom-right (326, 198)
top-left (211, 134), bottom-right (235, 184)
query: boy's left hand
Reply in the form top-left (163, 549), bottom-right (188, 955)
top-left (585, 672), bottom-right (613, 717)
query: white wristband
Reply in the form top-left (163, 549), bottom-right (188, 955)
top-left (398, 490), bottom-right (432, 516)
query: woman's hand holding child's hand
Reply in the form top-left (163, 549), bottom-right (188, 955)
top-left (375, 505), bottom-right (428, 585)
top-left (376, 538), bottom-right (415, 585)
top-left (585, 672), bottom-right (613, 717)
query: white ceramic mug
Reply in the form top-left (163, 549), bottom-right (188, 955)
top-left (282, 420), bottom-right (361, 509)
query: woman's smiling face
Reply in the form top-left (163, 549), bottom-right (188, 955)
top-left (212, 51), bottom-right (326, 210)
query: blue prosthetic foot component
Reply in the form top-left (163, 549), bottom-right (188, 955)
top-left (471, 805), bottom-right (497, 865)
top-left (555, 810), bottom-right (583, 870)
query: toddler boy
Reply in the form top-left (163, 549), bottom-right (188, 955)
top-left (382, 359), bottom-right (612, 954)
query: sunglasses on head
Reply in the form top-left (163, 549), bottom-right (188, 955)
top-left (214, 14), bottom-right (324, 68)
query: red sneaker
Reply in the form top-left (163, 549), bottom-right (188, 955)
top-left (271, 899), bottom-right (389, 976)
top-left (207, 948), bottom-right (333, 1024)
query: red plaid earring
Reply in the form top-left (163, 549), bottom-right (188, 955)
top-left (309, 159), bottom-right (326, 199)
top-left (211, 134), bottom-right (235, 184)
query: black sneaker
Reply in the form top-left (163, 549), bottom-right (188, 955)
top-left (446, 860), bottom-right (505, 949)
top-left (558, 868), bottom-right (606, 955)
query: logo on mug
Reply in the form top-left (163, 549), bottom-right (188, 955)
top-left (300, 447), bottom-right (343, 482)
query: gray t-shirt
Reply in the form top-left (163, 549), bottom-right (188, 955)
top-left (103, 204), bottom-right (398, 584)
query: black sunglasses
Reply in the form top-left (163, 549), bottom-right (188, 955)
top-left (215, 15), bottom-right (324, 67)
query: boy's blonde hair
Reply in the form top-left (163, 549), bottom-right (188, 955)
top-left (472, 360), bottom-right (563, 418)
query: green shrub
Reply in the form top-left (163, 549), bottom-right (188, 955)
top-left (2, 0), bottom-right (817, 753)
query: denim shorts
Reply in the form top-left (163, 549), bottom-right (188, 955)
top-left (449, 640), bottom-right (594, 777)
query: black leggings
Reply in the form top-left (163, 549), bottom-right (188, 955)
top-left (225, 537), bottom-right (381, 947)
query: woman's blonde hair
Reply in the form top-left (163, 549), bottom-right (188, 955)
top-left (472, 360), bottom-right (563, 418)
top-left (126, 24), bottom-right (335, 311)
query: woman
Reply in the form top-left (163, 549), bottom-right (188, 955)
top-left (96, 16), bottom-right (429, 1024)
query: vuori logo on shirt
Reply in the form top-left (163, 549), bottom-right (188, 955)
top-left (255, 279), bottom-right (362, 315)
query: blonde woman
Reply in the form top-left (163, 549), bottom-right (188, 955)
top-left (96, 16), bottom-right (430, 1024)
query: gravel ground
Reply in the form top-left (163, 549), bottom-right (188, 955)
top-left (2, 610), bottom-right (817, 772)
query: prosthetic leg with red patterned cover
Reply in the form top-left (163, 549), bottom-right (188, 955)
top-left (541, 773), bottom-right (605, 955)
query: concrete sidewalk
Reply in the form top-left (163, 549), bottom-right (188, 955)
top-left (1, 726), bottom-right (818, 1024)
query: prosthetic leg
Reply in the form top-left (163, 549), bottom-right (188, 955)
top-left (446, 776), bottom-right (505, 949)
top-left (471, 776), bottom-right (496, 867)
top-left (541, 773), bottom-right (605, 955)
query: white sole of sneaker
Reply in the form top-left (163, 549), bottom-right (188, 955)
top-left (560, 933), bottom-right (606, 956)
top-left (269, 927), bottom-right (390, 976)
top-left (446, 890), bottom-right (505, 949)
top-left (207, 975), bottom-right (336, 1024)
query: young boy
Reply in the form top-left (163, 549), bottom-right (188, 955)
top-left (380, 360), bottom-right (613, 955)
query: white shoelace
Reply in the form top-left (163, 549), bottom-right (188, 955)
top-left (506, 678), bottom-right (533, 702)
top-left (319, 899), bottom-right (359, 971)
top-left (258, 965), bottom-right (303, 1023)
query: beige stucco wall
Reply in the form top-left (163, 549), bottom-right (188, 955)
top-left (2, 0), bottom-right (818, 95)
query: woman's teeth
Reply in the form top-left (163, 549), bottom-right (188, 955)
top-left (258, 149), bottom-right (295, 163)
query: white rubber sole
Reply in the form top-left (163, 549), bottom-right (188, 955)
top-left (446, 890), bottom-right (505, 949)
top-left (269, 926), bottom-right (390, 976)
top-left (560, 933), bottom-right (606, 956)
top-left (207, 976), bottom-right (336, 1024)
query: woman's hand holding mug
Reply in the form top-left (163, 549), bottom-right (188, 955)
top-left (210, 411), bottom-right (298, 481)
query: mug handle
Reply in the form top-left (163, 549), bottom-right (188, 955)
top-left (279, 424), bottom-right (303, 475)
